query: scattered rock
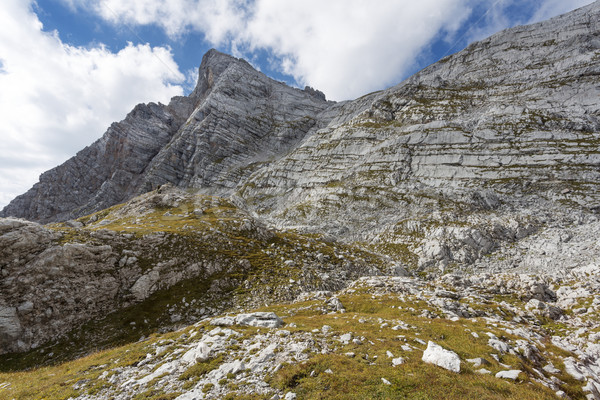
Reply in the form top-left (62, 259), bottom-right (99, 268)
top-left (392, 357), bottom-right (405, 366)
top-left (466, 357), bottom-right (490, 367)
top-left (422, 341), bottom-right (461, 373)
top-left (212, 312), bottom-right (284, 329)
top-left (495, 370), bottom-right (522, 380)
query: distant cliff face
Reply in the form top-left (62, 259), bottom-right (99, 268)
top-left (2, 2), bottom-right (600, 246)
top-left (0, 50), bottom-right (333, 223)
top-left (239, 1), bottom-right (600, 236)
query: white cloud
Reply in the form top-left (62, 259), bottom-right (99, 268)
top-left (71, 0), bottom-right (473, 100)
top-left (0, 0), bottom-right (185, 209)
top-left (528, 0), bottom-right (594, 23)
top-left (233, 0), bottom-right (468, 100)
top-left (71, 0), bottom-right (248, 42)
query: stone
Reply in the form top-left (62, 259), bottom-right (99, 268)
top-left (466, 358), bottom-right (490, 368)
top-left (217, 359), bottom-right (246, 377)
top-left (181, 342), bottom-right (212, 365)
top-left (326, 297), bottom-right (345, 312)
top-left (211, 316), bottom-right (237, 326)
top-left (563, 358), bottom-right (587, 382)
top-left (392, 357), bottom-right (405, 366)
top-left (525, 299), bottom-right (563, 320)
top-left (212, 312), bottom-right (283, 328)
top-left (422, 341), bottom-right (461, 373)
top-left (339, 333), bottom-right (352, 344)
top-left (235, 312), bottom-right (284, 329)
top-left (488, 339), bottom-right (510, 354)
top-left (0, 306), bottom-right (21, 345)
top-left (542, 363), bottom-right (561, 375)
top-left (284, 392), bottom-right (297, 400)
top-left (381, 378), bottom-right (391, 385)
top-left (495, 370), bottom-right (522, 380)
top-left (17, 301), bottom-right (34, 315)
top-left (434, 289), bottom-right (460, 300)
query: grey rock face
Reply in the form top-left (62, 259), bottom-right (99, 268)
top-left (0, 50), bottom-right (333, 223)
top-left (2, 5), bottom-right (599, 277)
top-left (1, 100), bottom-right (193, 223)
top-left (240, 1), bottom-right (600, 229)
top-left (0, 187), bottom-right (390, 355)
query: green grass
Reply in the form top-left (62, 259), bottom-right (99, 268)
top-left (0, 284), bottom-right (585, 400)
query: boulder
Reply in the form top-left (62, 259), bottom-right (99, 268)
top-left (235, 312), bottom-right (284, 329)
top-left (422, 341), bottom-right (461, 373)
top-left (495, 370), bottom-right (522, 380)
top-left (181, 342), bottom-right (212, 365)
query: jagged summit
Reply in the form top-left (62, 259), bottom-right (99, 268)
top-left (0, 48), bottom-right (333, 223)
top-left (190, 49), bottom-right (246, 101)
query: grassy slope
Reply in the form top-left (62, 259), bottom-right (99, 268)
top-left (0, 281), bottom-right (584, 399)
top-left (0, 190), bottom-right (388, 372)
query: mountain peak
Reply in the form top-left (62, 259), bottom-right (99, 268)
top-left (190, 48), bottom-right (243, 99)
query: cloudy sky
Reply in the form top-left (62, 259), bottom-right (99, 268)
top-left (0, 0), bottom-right (594, 209)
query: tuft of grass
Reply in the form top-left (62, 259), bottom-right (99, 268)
top-left (179, 354), bottom-right (225, 382)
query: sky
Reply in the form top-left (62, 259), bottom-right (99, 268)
top-left (0, 0), bottom-right (595, 209)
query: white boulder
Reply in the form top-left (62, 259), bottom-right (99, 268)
top-left (422, 341), bottom-right (461, 373)
top-left (495, 370), bottom-right (522, 380)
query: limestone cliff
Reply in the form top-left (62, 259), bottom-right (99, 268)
top-left (0, 50), bottom-right (333, 223)
top-left (0, 1), bottom-right (599, 350)
top-left (2, 4), bottom-right (599, 251)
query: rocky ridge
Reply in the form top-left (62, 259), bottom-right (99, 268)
top-left (0, 187), bottom-right (394, 358)
top-left (2, 2), bottom-right (599, 276)
top-left (0, 50), bottom-right (332, 223)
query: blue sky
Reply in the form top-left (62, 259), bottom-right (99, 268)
top-left (0, 0), bottom-right (595, 209)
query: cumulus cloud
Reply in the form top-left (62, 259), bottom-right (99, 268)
top-left (69, 0), bottom-right (473, 100)
top-left (68, 0), bottom-right (248, 42)
top-left (238, 0), bottom-right (471, 100)
top-left (0, 0), bottom-right (185, 208)
top-left (528, 0), bottom-right (594, 23)
top-left (68, 0), bottom-right (594, 102)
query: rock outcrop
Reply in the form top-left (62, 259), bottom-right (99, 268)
top-left (239, 0), bottom-right (600, 238)
top-left (0, 187), bottom-right (392, 356)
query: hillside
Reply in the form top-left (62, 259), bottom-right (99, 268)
top-left (0, 1), bottom-right (600, 399)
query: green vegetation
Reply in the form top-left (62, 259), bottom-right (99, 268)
top-left (0, 277), bottom-right (587, 400)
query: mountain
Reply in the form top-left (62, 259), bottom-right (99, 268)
top-left (2, 2), bottom-right (600, 274)
top-left (0, 50), bottom-right (332, 223)
top-left (1, 2), bottom-right (600, 399)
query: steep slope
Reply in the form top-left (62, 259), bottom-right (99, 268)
top-left (238, 1), bottom-right (600, 270)
top-left (0, 186), bottom-right (393, 359)
top-left (0, 50), bottom-right (333, 223)
top-left (3, 269), bottom-right (600, 399)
